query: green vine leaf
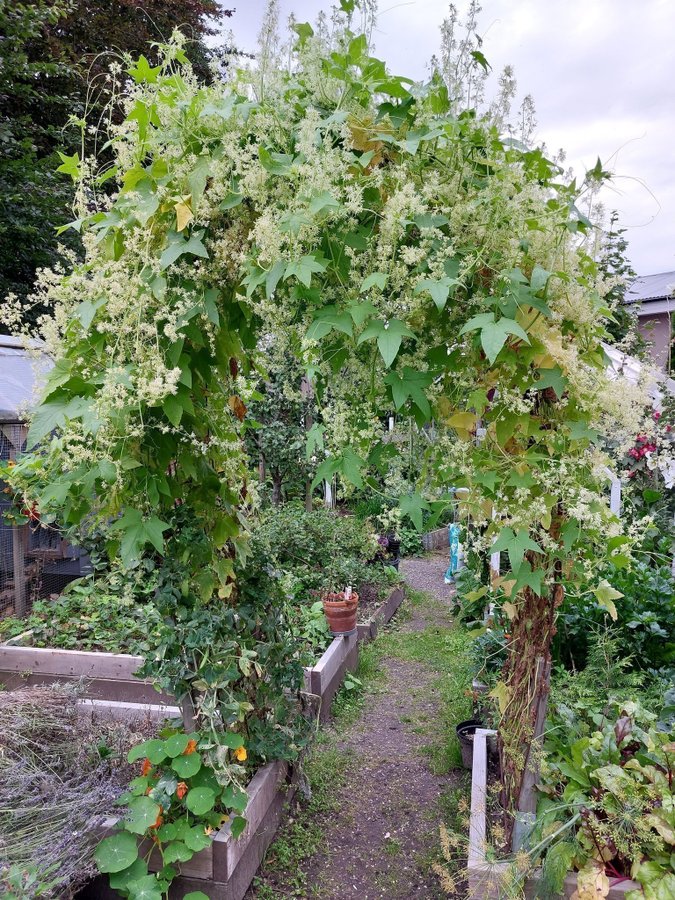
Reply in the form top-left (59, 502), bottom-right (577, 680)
top-left (159, 230), bottom-right (209, 271)
top-left (109, 511), bottom-right (170, 567)
top-left (357, 318), bottom-right (415, 367)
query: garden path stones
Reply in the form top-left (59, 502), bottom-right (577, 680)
top-left (250, 553), bottom-right (465, 899)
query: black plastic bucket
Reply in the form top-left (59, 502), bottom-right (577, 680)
top-left (456, 718), bottom-right (483, 769)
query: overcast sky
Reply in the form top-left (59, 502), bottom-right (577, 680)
top-left (222, 0), bottom-right (674, 276)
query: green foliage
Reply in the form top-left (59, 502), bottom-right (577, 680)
top-left (554, 554), bottom-right (675, 672)
top-left (246, 351), bottom-right (317, 505)
top-left (253, 502), bottom-right (389, 598)
top-left (536, 702), bottom-right (675, 898)
top-left (0, 0), bottom-right (230, 325)
top-left (0, 568), bottom-right (162, 653)
top-left (96, 729), bottom-right (249, 897)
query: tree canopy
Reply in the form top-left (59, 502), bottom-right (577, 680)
top-left (0, 0), bottom-right (231, 326)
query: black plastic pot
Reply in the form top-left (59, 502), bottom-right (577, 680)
top-left (456, 718), bottom-right (483, 769)
top-left (386, 536), bottom-right (401, 557)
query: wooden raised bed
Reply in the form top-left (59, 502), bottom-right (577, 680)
top-left (356, 585), bottom-right (405, 643)
top-left (422, 526), bottom-right (448, 551)
top-left (81, 759), bottom-right (297, 900)
top-left (468, 729), bottom-right (641, 899)
top-left (1, 591), bottom-right (406, 897)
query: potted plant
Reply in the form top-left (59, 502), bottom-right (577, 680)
top-left (321, 586), bottom-right (359, 635)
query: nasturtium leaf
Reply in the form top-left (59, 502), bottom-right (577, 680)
top-left (217, 732), bottom-right (246, 750)
top-left (172, 753), bottom-right (202, 778)
top-left (128, 739), bottom-right (166, 765)
top-left (164, 733), bottom-right (189, 757)
top-left (185, 788), bottom-right (216, 816)
top-left (222, 784), bottom-right (249, 813)
top-left (125, 797), bottom-right (161, 834)
top-left (163, 842), bottom-right (193, 865)
top-left (180, 825), bottom-right (213, 853)
top-left (183, 893), bottom-right (210, 900)
top-left (125, 874), bottom-right (163, 900)
top-left (109, 858), bottom-right (148, 890)
top-left (95, 832), bottom-right (139, 873)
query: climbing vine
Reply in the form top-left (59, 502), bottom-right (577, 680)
top-left (3, 0), bottom-right (647, 865)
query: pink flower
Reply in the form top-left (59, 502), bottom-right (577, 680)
top-left (629, 448), bottom-right (640, 459)
top-left (627, 471), bottom-right (636, 478)
top-left (654, 411), bottom-right (662, 421)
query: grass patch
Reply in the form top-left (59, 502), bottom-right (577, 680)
top-left (252, 744), bottom-right (352, 897)
top-left (374, 588), bottom-right (473, 772)
top-left (331, 641), bottom-right (385, 725)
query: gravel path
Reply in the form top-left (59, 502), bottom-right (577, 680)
top-left (400, 552), bottom-right (456, 602)
top-left (250, 554), bottom-right (463, 899)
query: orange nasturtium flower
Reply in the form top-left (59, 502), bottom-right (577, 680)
top-left (151, 809), bottom-right (163, 830)
top-left (235, 746), bottom-right (247, 763)
top-left (141, 758), bottom-right (152, 776)
top-left (183, 739), bottom-right (198, 755)
top-left (176, 782), bottom-right (188, 800)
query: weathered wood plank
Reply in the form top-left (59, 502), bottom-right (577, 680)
top-left (212, 760), bottom-right (288, 881)
top-left (0, 670), bottom-right (173, 705)
top-left (356, 586), bottom-right (404, 644)
top-left (77, 698), bottom-right (182, 724)
top-left (0, 644), bottom-right (143, 679)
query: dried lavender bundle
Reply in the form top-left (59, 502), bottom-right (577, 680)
top-left (0, 684), bottom-right (152, 898)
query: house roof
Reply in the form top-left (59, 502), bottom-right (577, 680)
top-left (625, 271), bottom-right (675, 305)
top-left (0, 334), bottom-right (51, 423)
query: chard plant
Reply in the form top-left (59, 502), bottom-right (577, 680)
top-left (1, 0), bottom-right (652, 885)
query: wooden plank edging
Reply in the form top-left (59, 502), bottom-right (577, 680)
top-left (356, 585), bottom-right (405, 643)
top-left (467, 729), bottom-right (642, 899)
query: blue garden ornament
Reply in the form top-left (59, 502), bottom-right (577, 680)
top-left (444, 522), bottom-right (462, 583)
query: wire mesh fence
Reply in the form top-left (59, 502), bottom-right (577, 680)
top-left (0, 424), bottom-right (88, 620)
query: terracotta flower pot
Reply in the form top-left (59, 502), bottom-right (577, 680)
top-left (322, 591), bottom-right (359, 635)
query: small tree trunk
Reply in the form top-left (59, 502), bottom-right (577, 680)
top-left (498, 551), bottom-right (563, 844)
top-left (258, 454), bottom-right (265, 484)
top-left (271, 472), bottom-right (283, 505)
